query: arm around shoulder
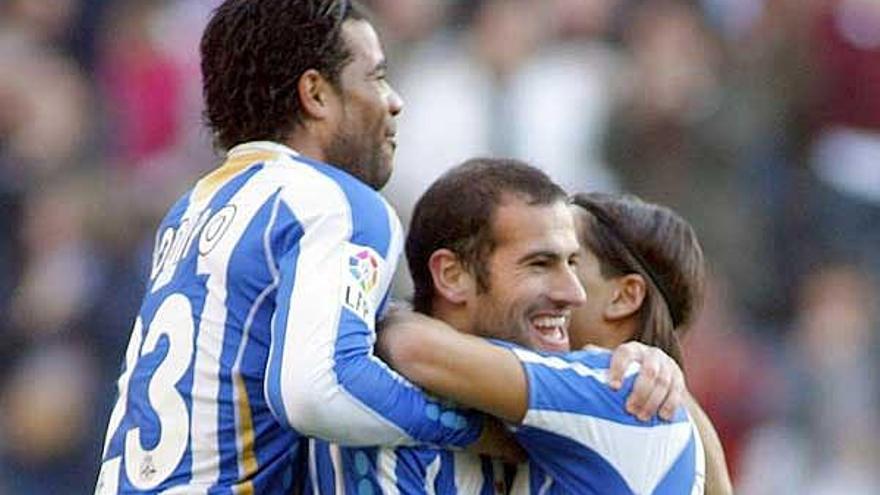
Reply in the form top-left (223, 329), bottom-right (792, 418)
top-left (378, 310), bottom-right (529, 424)
top-left (265, 188), bottom-right (482, 447)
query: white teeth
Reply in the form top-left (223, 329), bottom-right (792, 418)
top-left (533, 316), bottom-right (566, 329)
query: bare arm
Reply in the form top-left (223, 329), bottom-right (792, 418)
top-left (378, 310), bottom-right (689, 425)
top-left (377, 311), bottom-right (530, 423)
top-left (686, 394), bottom-right (734, 495)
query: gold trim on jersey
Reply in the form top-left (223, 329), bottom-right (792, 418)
top-left (193, 150), bottom-right (276, 204)
top-left (233, 374), bottom-right (258, 495)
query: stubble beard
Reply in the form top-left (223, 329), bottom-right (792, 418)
top-left (326, 121), bottom-right (388, 190)
top-left (472, 295), bottom-right (533, 350)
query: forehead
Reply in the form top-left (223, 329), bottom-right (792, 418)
top-left (569, 205), bottom-right (589, 237)
top-left (491, 196), bottom-right (579, 256)
top-left (341, 19), bottom-right (384, 69)
top-left (569, 205), bottom-right (604, 260)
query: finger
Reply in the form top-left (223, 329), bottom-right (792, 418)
top-left (659, 367), bottom-right (686, 420)
top-left (631, 355), bottom-right (673, 420)
top-left (608, 342), bottom-right (644, 390)
top-left (625, 348), bottom-right (659, 415)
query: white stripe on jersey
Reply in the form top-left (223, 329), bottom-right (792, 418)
top-left (425, 454), bottom-right (442, 495)
top-left (96, 457), bottom-right (122, 495)
top-left (522, 409), bottom-right (694, 494)
top-left (272, 163), bottom-right (409, 444)
top-left (230, 193), bottom-right (287, 484)
top-left (538, 473), bottom-right (553, 495)
top-left (377, 449), bottom-right (401, 495)
top-left (691, 421), bottom-right (706, 495)
top-left (509, 462), bottom-right (529, 495)
top-left (377, 196), bottom-right (404, 319)
top-left (189, 162), bottom-right (283, 487)
top-left (509, 463), bottom-right (553, 495)
top-left (511, 348), bottom-right (639, 385)
top-left (159, 486), bottom-right (209, 494)
top-left (308, 442), bottom-right (320, 495)
top-left (452, 452), bottom-right (486, 494)
top-left (329, 444), bottom-right (345, 495)
top-left (187, 211), bottom-right (226, 488)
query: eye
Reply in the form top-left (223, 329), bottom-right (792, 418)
top-left (529, 258), bottom-right (552, 269)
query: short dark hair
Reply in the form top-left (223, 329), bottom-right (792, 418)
top-left (571, 192), bottom-right (706, 366)
top-left (407, 158), bottom-right (568, 314)
top-left (200, 0), bottom-right (367, 150)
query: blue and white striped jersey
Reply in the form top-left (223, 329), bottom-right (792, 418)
top-left (95, 141), bottom-right (483, 494)
top-left (508, 347), bottom-right (705, 495)
top-left (307, 440), bottom-right (505, 495)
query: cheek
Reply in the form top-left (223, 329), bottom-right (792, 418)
top-left (573, 294), bottom-right (599, 325)
top-left (569, 306), bottom-right (588, 331)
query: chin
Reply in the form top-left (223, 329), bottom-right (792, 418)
top-left (373, 167), bottom-right (392, 190)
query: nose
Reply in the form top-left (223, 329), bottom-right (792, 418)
top-left (387, 84), bottom-right (404, 116)
top-left (550, 265), bottom-right (587, 309)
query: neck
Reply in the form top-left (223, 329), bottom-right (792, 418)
top-left (284, 129), bottom-right (328, 163)
top-left (580, 318), bottom-right (639, 350)
top-left (429, 299), bottom-right (477, 336)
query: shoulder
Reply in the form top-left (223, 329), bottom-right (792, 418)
top-left (268, 155), bottom-right (401, 257)
top-left (510, 346), bottom-right (618, 382)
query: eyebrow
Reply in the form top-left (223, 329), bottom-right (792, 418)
top-left (368, 59), bottom-right (388, 76)
top-left (517, 250), bottom-right (563, 265)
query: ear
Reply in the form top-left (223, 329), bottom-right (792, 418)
top-left (428, 249), bottom-right (475, 305)
top-left (605, 274), bottom-right (646, 321)
top-left (297, 68), bottom-right (336, 121)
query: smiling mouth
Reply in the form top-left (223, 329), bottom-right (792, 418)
top-left (529, 314), bottom-right (570, 352)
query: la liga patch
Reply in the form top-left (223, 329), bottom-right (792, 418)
top-left (342, 244), bottom-right (383, 325)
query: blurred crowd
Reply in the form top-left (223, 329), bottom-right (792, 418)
top-left (0, 0), bottom-right (878, 493)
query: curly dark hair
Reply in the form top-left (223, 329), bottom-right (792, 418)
top-left (200, 0), bottom-right (367, 150)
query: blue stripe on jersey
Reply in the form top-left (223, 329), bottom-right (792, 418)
top-left (217, 189), bottom-right (281, 486)
top-left (293, 155), bottom-right (391, 256)
top-left (115, 164), bottom-right (265, 492)
top-left (343, 447), bottom-right (384, 495)
top-left (652, 433), bottom-right (697, 495)
top-left (331, 325), bottom-right (483, 447)
top-left (435, 451), bottom-right (456, 494)
top-left (304, 440), bottom-right (336, 494)
top-left (283, 154), bottom-right (484, 448)
top-left (264, 206), bottom-right (305, 428)
top-left (510, 346), bottom-right (700, 495)
top-left (525, 463), bottom-right (551, 494)
top-left (395, 448), bottom-right (441, 494)
top-left (479, 456), bottom-right (498, 495)
top-left (515, 427), bottom-right (631, 494)
top-left (321, 446), bottom-right (497, 494)
top-left (521, 349), bottom-right (689, 427)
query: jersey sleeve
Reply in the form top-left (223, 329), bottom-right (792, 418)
top-left (511, 346), bottom-right (660, 427)
top-left (508, 347), bottom-right (699, 495)
top-left (263, 171), bottom-right (482, 448)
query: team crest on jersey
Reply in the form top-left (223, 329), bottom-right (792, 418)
top-left (349, 249), bottom-right (380, 293)
top-left (343, 244), bottom-right (383, 324)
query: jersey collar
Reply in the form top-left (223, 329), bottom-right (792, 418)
top-left (226, 141), bottom-right (301, 159)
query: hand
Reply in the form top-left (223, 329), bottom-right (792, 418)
top-left (467, 418), bottom-right (527, 464)
top-left (377, 304), bottom-right (433, 333)
top-left (375, 306), bottom-right (428, 362)
top-left (607, 341), bottom-right (685, 421)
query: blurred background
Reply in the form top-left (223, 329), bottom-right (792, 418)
top-left (0, 0), bottom-right (878, 493)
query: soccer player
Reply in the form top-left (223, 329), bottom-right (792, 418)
top-left (376, 160), bottom-right (706, 494)
top-left (95, 1), bottom-right (501, 493)
top-left (565, 192), bottom-right (732, 495)
top-left (308, 159), bottom-right (689, 493)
